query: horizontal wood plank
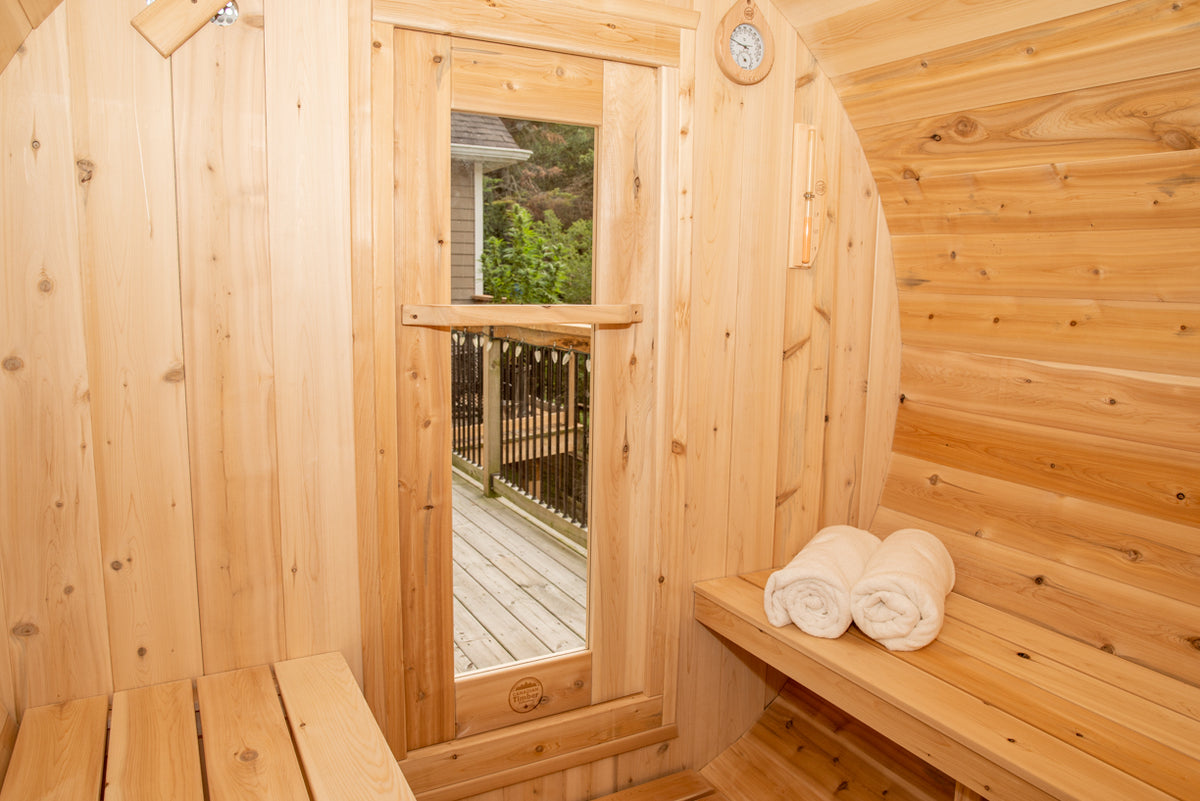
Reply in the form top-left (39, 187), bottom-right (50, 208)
top-left (451, 39), bottom-right (603, 127)
top-left (879, 149), bottom-right (1200, 235)
top-left (871, 507), bottom-right (1200, 687)
top-left (403, 303), bottom-right (642, 327)
top-left (857, 67), bottom-right (1200, 182)
top-left (834, 0), bottom-right (1200, 128)
top-left (105, 680), bottom-right (204, 801)
top-left (898, 292), bottom-right (1200, 377)
top-left (593, 770), bottom-right (716, 800)
top-left (399, 693), bottom-right (664, 793)
top-left (694, 574), bottom-right (1177, 801)
top-left (882, 452), bottom-right (1200, 605)
top-left (0, 694), bottom-right (108, 801)
top-left (892, 402), bottom-right (1200, 526)
top-left (274, 652), bottom-right (416, 801)
top-left (892, 229), bottom-right (1200, 303)
top-left (130, 0), bottom-right (231, 58)
top-left (455, 651), bottom-right (592, 738)
top-left (899, 346), bottom-right (1200, 453)
top-left (196, 665), bottom-right (309, 801)
top-left (373, 0), bottom-right (694, 67)
top-left (775, 0), bottom-right (1119, 78)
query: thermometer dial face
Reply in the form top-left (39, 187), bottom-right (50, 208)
top-left (729, 23), bottom-right (765, 71)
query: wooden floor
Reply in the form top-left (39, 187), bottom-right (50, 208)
top-left (452, 474), bottom-right (588, 674)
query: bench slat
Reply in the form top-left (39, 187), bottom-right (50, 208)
top-left (274, 652), bottom-right (415, 801)
top-left (695, 574), bottom-right (1180, 801)
top-left (197, 665), bottom-right (309, 801)
top-left (593, 770), bottom-right (717, 800)
top-left (105, 679), bottom-right (204, 801)
top-left (0, 694), bottom-right (107, 801)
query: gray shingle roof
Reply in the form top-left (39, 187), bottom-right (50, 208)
top-left (451, 112), bottom-right (520, 149)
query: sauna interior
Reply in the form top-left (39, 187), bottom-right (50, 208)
top-left (0, 0), bottom-right (1197, 799)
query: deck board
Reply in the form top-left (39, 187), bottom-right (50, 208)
top-left (452, 474), bottom-right (587, 674)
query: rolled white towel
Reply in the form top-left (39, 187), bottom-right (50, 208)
top-left (851, 528), bottom-right (956, 651)
top-left (763, 525), bottom-right (882, 638)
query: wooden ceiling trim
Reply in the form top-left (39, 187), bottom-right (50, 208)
top-left (776, 0), bottom-right (1122, 79)
top-left (883, 451), bottom-right (1200, 602)
top-left (891, 230), bottom-right (1200, 303)
top-left (0, 0), bottom-right (33, 74)
top-left (373, 0), bottom-right (697, 67)
top-left (899, 345), bottom-right (1200, 454)
top-left (856, 67), bottom-right (1200, 184)
top-left (833, 0), bottom-right (1200, 129)
top-left (877, 148), bottom-right (1200, 236)
top-left (897, 292), bottom-right (1200, 378)
top-left (891, 401), bottom-right (1200, 529)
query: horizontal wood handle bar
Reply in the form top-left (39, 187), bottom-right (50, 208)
top-left (401, 304), bottom-right (643, 327)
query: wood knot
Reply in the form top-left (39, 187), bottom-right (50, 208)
top-left (110, 560), bottom-right (124, 571)
top-left (63, 585), bottom-right (74, 595)
top-left (137, 646), bottom-right (147, 657)
top-left (162, 365), bottom-right (185, 383)
top-left (1188, 637), bottom-right (1200, 651)
top-left (30, 139), bottom-right (40, 150)
top-left (2, 357), bottom-right (23, 372)
top-left (928, 474), bottom-right (939, 486)
top-left (1100, 643), bottom-right (1116, 654)
top-left (1033, 575), bottom-right (1047, 585)
top-left (11, 622), bottom-right (38, 638)
top-left (238, 749), bottom-right (259, 763)
top-left (670, 440), bottom-right (685, 454)
top-left (1017, 652), bottom-right (1031, 660)
top-left (76, 159), bottom-right (95, 184)
top-left (952, 117), bottom-right (978, 138)
top-left (38, 277), bottom-right (54, 293)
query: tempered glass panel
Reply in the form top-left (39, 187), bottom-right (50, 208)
top-left (449, 114), bottom-right (595, 675)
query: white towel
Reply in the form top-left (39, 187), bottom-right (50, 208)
top-left (763, 525), bottom-right (882, 638)
top-left (851, 528), bottom-right (956, 651)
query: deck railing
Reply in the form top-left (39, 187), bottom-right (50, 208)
top-left (451, 325), bottom-right (591, 537)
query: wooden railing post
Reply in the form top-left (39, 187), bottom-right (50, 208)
top-left (480, 330), bottom-right (502, 496)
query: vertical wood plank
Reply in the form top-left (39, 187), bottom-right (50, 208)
top-left (0, 8), bottom-right (112, 710)
top-left (393, 26), bottom-right (455, 748)
top-left (350, 0), bottom-right (386, 741)
top-left (105, 680), bottom-right (204, 801)
top-left (173, 0), bottom-right (285, 675)
top-left (66, 0), bottom-right (202, 690)
top-left (591, 58), bottom-right (659, 703)
top-left (264, 0), bottom-right (363, 677)
top-left (0, 694), bottom-right (108, 801)
top-left (371, 19), bottom-right (407, 757)
top-left (0, 705), bottom-right (16, 785)
top-left (857, 203), bottom-right (900, 528)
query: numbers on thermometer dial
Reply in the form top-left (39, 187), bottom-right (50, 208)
top-left (729, 23), bottom-right (764, 71)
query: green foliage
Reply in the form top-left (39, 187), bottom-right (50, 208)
top-left (481, 118), bottom-right (594, 305)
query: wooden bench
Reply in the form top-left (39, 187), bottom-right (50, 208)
top-left (695, 571), bottom-right (1200, 801)
top-left (0, 651), bottom-right (414, 801)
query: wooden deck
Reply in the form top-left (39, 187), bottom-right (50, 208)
top-left (452, 473), bottom-right (588, 674)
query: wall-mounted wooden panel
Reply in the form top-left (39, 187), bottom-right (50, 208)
top-left (883, 452), bottom-right (1200, 606)
top-left (900, 346), bottom-right (1200, 453)
top-left (893, 403), bottom-right (1198, 527)
top-left (264, 0), bottom-right (362, 676)
top-left (880, 149), bottom-right (1200, 235)
top-left (898, 293), bottom-right (1200, 377)
top-left (374, 0), bottom-right (697, 68)
top-left (834, 0), bottom-right (1200, 129)
top-left (392, 26), bottom-right (455, 749)
top-left (775, 0), bottom-right (1122, 78)
top-left (893, 229), bottom-right (1200, 303)
top-left (67, 0), bottom-right (202, 692)
top-left (591, 58), bottom-right (659, 702)
top-left (451, 38), bottom-right (604, 127)
top-left (858, 67), bottom-right (1200, 183)
top-left (0, 10), bottom-right (112, 711)
top-left (173, 0), bottom-right (286, 675)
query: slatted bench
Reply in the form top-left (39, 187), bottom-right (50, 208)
top-left (695, 571), bottom-right (1200, 801)
top-left (0, 651), bottom-right (413, 801)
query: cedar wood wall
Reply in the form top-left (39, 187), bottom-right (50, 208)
top-left (0, 0), bottom-right (1197, 798)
